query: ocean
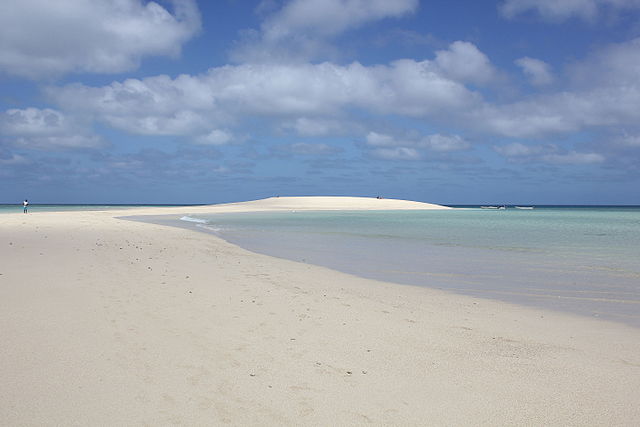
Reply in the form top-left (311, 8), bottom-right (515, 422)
top-left (182, 206), bottom-right (640, 327)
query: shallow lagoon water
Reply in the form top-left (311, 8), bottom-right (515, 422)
top-left (186, 207), bottom-right (640, 327)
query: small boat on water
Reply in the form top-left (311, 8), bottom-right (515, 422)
top-left (515, 206), bottom-right (534, 210)
top-left (481, 205), bottom-right (506, 210)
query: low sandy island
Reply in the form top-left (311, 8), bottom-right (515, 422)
top-left (1, 197), bottom-right (639, 425)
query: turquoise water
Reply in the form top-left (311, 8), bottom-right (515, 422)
top-left (184, 207), bottom-right (640, 327)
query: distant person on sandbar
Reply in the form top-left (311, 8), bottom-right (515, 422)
top-left (23, 199), bottom-right (28, 213)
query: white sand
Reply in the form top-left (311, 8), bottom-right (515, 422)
top-left (1, 197), bottom-right (639, 425)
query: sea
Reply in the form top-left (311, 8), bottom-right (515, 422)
top-left (181, 206), bottom-right (640, 327)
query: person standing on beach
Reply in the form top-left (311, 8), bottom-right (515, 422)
top-left (23, 199), bottom-right (28, 213)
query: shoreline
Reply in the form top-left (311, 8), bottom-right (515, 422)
top-left (2, 199), bottom-right (640, 424)
top-left (130, 212), bottom-right (640, 329)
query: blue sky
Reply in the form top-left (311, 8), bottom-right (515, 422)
top-left (1, 0), bottom-right (640, 205)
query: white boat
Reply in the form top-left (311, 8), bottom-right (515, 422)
top-left (480, 206), bottom-right (499, 209)
top-left (515, 206), bottom-right (534, 210)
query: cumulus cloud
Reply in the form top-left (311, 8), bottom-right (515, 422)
top-left (34, 34), bottom-right (640, 162)
top-left (367, 131), bottom-right (470, 152)
top-left (232, 0), bottom-right (418, 62)
top-left (0, 0), bottom-right (201, 79)
top-left (194, 129), bottom-right (234, 146)
top-left (493, 142), bottom-right (543, 157)
top-left (371, 147), bottom-right (421, 161)
top-left (475, 37), bottom-right (640, 138)
top-left (365, 131), bottom-right (469, 160)
top-left (499, 0), bottom-right (640, 22)
top-left (0, 107), bottom-right (104, 150)
top-left (47, 74), bottom-right (221, 136)
top-left (366, 132), bottom-right (397, 147)
top-left (567, 37), bottom-right (640, 87)
top-left (262, 0), bottom-right (418, 40)
top-left (47, 59), bottom-right (482, 138)
top-left (418, 134), bottom-right (471, 152)
top-left (281, 117), bottom-right (351, 136)
top-left (515, 57), bottom-right (554, 86)
top-left (434, 41), bottom-right (496, 85)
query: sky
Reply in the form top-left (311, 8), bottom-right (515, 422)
top-left (1, 0), bottom-right (640, 205)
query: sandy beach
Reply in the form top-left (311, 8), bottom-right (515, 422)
top-left (1, 197), bottom-right (639, 425)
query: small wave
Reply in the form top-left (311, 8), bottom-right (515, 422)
top-left (197, 224), bottom-right (222, 233)
top-left (180, 215), bottom-right (208, 224)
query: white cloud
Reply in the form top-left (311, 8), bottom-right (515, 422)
top-left (0, 0), bottom-right (201, 79)
top-left (567, 37), bottom-right (640, 87)
top-left (543, 151), bottom-right (605, 164)
top-left (476, 37), bottom-right (640, 138)
top-left (365, 131), bottom-right (469, 160)
top-left (110, 110), bottom-right (212, 136)
top-left (434, 41), bottom-right (496, 85)
top-left (494, 142), bottom-right (542, 157)
top-left (494, 142), bottom-right (604, 165)
top-left (500, 0), bottom-right (640, 22)
top-left (614, 134), bottom-right (640, 146)
top-left (0, 107), bottom-right (104, 150)
top-left (371, 147), bottom-right (421, 160)
top-left (366, 131), bottom-right (397, 147)
top-left (38, 35), bottom-right (640, 155)
top-left (282, 117), bottom-right (350, 136)
top-left (47, 59), bottom-right (482, 137)
top-left (286, 142), bottom-right (339, 155)
top-left (1, 108), bottom-right (66, 135)
top-left (475, 101), bottom-right (581, 138)
top-left (515, 57), bottom-right (554, 86)
top-left (48, 74), bottom-right (221, 136)
top-left (418, 134), bottom-right (470, 152)
top-left (194, 129), bottom-right (234, 146)
top-left (232, 0), bottom-right (418, 62)
top-left (262, 0), bottom-right (418, 40)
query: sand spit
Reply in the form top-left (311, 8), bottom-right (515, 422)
top-left (1, 198), bottom-right (639, 425)
top-left (206, 196), bottom-right (452, 212)
top-left (115, 196), bottom-right (452, 216)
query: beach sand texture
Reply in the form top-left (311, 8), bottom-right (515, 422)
top-left (1, 197), bottom-right (639, 425)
